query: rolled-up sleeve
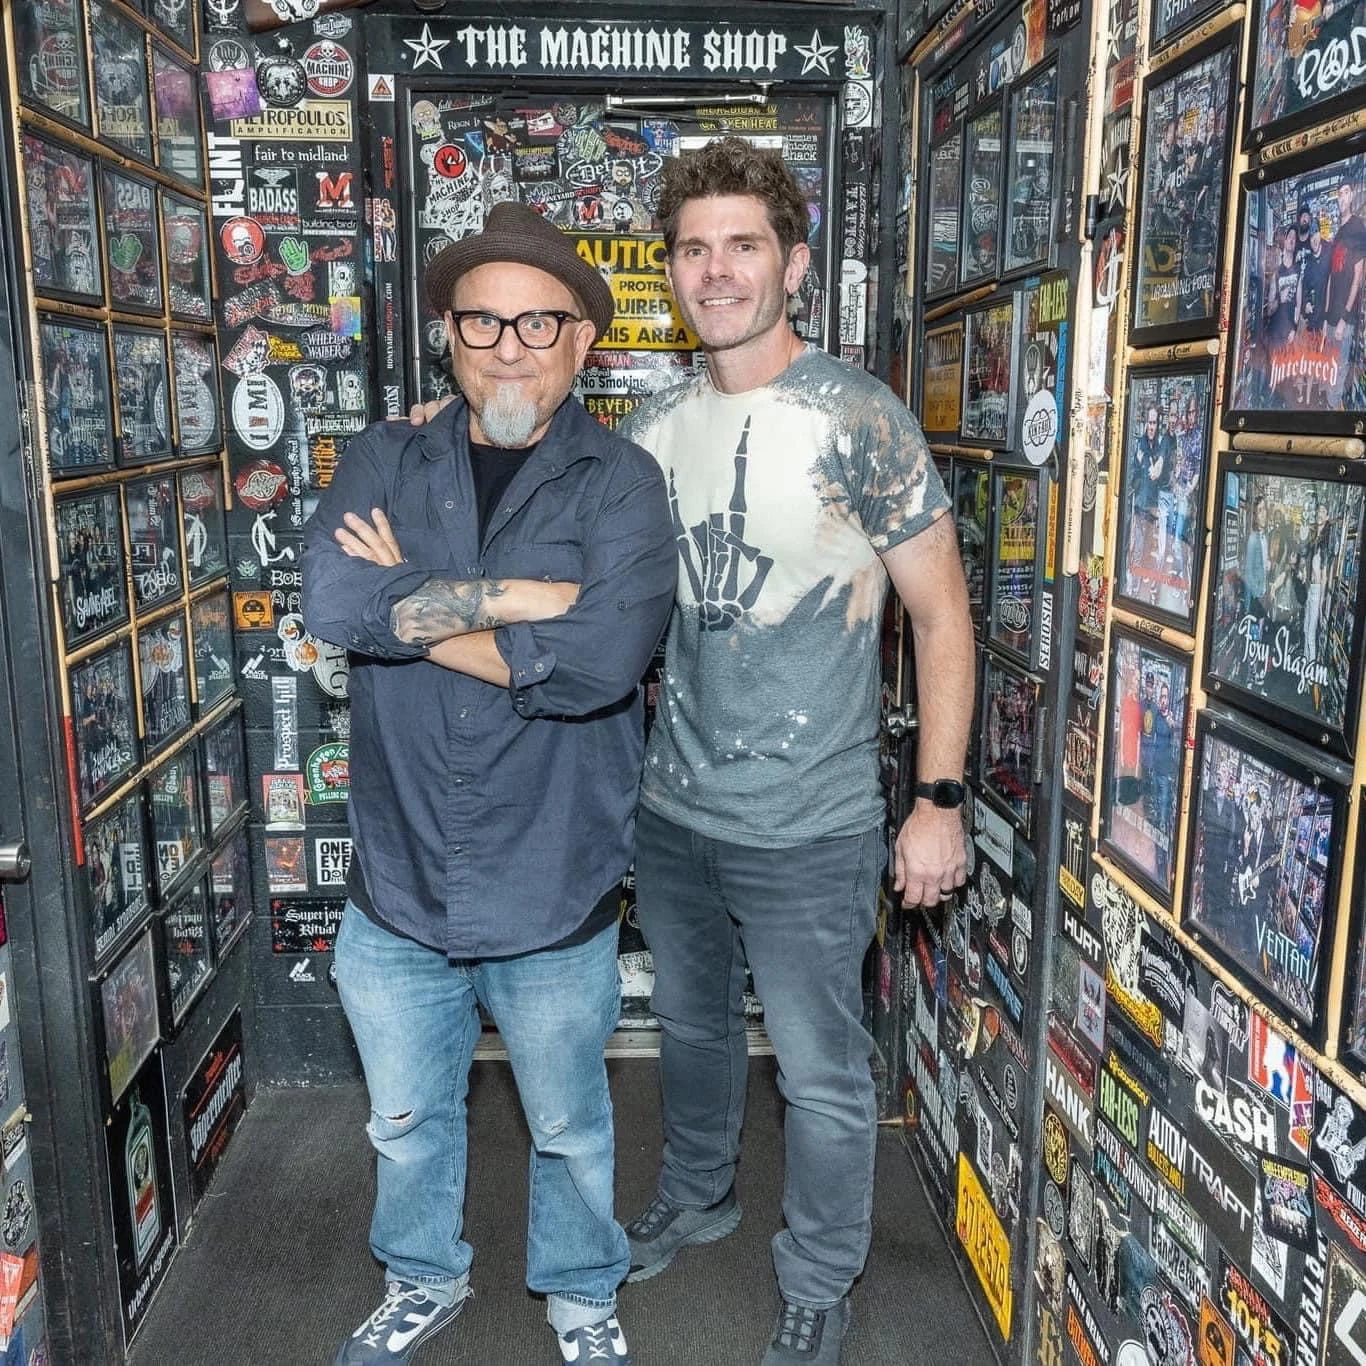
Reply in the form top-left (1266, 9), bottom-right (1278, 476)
top-left (497, 448), bottom-right (676, 717)
top-left (301, 426), bottom-right (434, 660)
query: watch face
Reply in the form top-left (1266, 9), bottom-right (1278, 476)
top-left (933, 780), bottom-right (966, 807)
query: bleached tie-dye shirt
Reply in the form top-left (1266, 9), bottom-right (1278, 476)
top-left (621, 346), bottom-right (949, 846)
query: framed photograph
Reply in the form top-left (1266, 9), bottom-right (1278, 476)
top-left (1226, 147), bottom-right (1366, 432)
top-left (1017, 273), bottom-right (1066, 464)
top-left (90, 0), bottom-right (152, 163)
top-left (1003, 65), bottom-right (1057, 276)
top-left (148, 0), bottom-right (195, 54)
top-left (189, 589), bottom-right (233, 714)
top-left (952, 462), bottom-right (990, 637)
top-left (99, 927), bottom-right (159, 1106)
top-left (162, 196), bottom-right (212, 323)
top-left (21, 133), bottom-right (102, 302)
top-left (1131, 36), bottom-right (1238, 344)
top-left (1153, 0), bottom-right (1229, 51)
top-left (179, 464), bottom-right (227, 587)
top-left (139, 611), bottom-right (191, 757)
top-left (55, 486), bottom-right (128, 649)
top-left (151, 45), bottom-right (201, 187)
top-left (961, 296), bottom-right (1017, 445)
top-left (1114, 362), bottom-right (1213, 631)
top-left (148, 744), bottom-right (203, 900)
top-left (159, 878), bottom-right (212, 1028)
top-left (979, 652), bottom-right (1039, 835)
top-left (1246, 0), bottom-right (1366, 149)
top-left (960, 102), bottom-right (1004, 287)
top-left (201, 705), bottom-right (246, 838)
top-left (1342, 800), bottom-right (1366, 1078)
top-left (39, 316), bottom-right (114, 476)
top-left (70, 639), bottom-right (138, 812)
top-left (125, 473), bottom-right (182, 613)
top-left (1100, 628), bottom-right (1192, 902)
top-left (13, 0), bottom-right (91, 128)
top-left (920, 320), bottom-right (963, 436)
top-left (101, 168), bottom-right (162, 316)
top-left (1204, 454), bottom-right (1366, 756)
top-left (82, 789), bottom-right (152, 968)
top-left (113, 327), bottom-right (172, 464)
top-left (1184, 712), bottom-right (1346, 1036)
top-left (988, 467), bottom-right (1040, 659)
top-left (170, 333), bottom-right (220, 453)
top-left (210, 823), bottom-right (252, 960)
top-left (924, 129), bottom-right (963, 298)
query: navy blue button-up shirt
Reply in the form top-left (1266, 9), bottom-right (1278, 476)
top-left (301, 397), bottom-right (676, 958)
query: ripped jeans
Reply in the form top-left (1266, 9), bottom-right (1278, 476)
top-left (334, 904), bottom-right (628, 1333)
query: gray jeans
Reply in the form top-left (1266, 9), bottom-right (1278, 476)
top-left (634, 806), bottom-right (883, 1308)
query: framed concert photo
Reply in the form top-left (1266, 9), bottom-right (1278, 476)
top-left (1226, 147), bottom-right (1366, 433)
top-left (69, 639), bottom-right (139, 812)
top-left (101, 168), bottom-right (162, 316)
top-left (988, 467), bottom-right (1040, 661)
top-left (1099, 628), bottom-right (1192, 904)
top-left (189, 588), bottom-right (233, 715)
top-left (1246, 0), bottom-right (1366, 150)
top-left (920, 320), bottom-right (963, 437)
top-left (210, 823), bottom-right (251, 960)
top-left (148, 744), bottom-right (203, 901)
top-left (13, 0), bottom-right (91, 129)
top-left (151, 44), bottom-right (201, 187)
top-left (138, 610), bottom-right (192, 757)
top-left (961, 296), bottom-right (1017, 446)
top-left (924, 128), bottom-right (963, 298)
top-left (1203, 453), bottom-right (1366, 757)
top-left (1183, 710), bottom-right (1346, 1039)
top-left (170, 332), bottom-right (221, 458)
top-left (978, 652), bottom-right (1039, 836)
top-left (953, 461), bottom-right (990, 637)
top-left (39, 316), bottom-right (114, 476)
top-left (1130, 34), bottom-right (1238, 345)
top-left (125, 472), bottom-right (182, 614)
top-left (1003, 65), bottom-right (1057, 277)
top-left (114, 326), bottom-right (173, 465)
top-left (1114, 362), bottom-right (1213, 632)
top-left (22, 133), bottom-right (102, 303)
top-left (54, 486), bottom-right (128, 650)
top-left (98, 926), bottom-right (160, 1106)
top-left (201, 704), bottom-right (246, 838)
top-left (163, 196), bottom-right (213, 323)
top-left (81, 788), bottom-right (152, 969)
top-left (159, 877), bottom-right (212, 1029)
top-left (179, 464), bottom-right (228, 587)
top-left (90, 0), bottom-right (152, 163)
top-left (960, 101), bottom-right (1004, 288)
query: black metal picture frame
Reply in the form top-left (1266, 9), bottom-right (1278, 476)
top-left (1113, 360), bottom-right (1214, 632)
top-left (22, 132), bottom-right (103, 303)
top-left (209, 820), bottom-right (252, 961)
top-left (959, 98), bottom-right (1004, 289)
top-left (39, 315), bottom-right (115, 476)
top-left (1099, 626), bottom-right (1193, 905)
top-left (924, 127), bottom-right (963, 299)
top-left (978, 651), bottom-right (1040, 836)
top-left (55, 485), bottom-right (129, 650)
top-left (13, 0), bottom-right (92, 129)
top-left (987, 465), bottom-right (1041, 662)
top-left (98, 925), bottom-right (160, 1107)
top-left (178, 463), bottom-right (227, 587)
top-left (1245, 0), bottom-right (1366, 151)
top-left (158, 876), bottom-right (213, 1030)
top-left (1203, 452), bottom-right (1366, 758)
top-left (1183, 710), bottom-right (1347, 1039)
top-left (1130, 33), bottom-right (1239, 346)
top-left (1002, 63), bottom-right (1057, 277)
top-left (70, 637), bottom-right (139, 812)
top-left (147, 743), bottom-right (203, 903)
top-left (961, 294), bottom-right (1018, 446)
top-left (920, 319), bottom-right (963, 436)
top-left (81, 787), bottom-right (153, 970)
top-left (101, 167), bottom-right (163, 316)
top-left (1225, 145), bottom-right (1366, 434)
top-left (953, 460), bottom-right (991, 638)
top-left (138, 609), bottom-right (192, 758)
top-left (150, 42), bottom-right (202, 188)
top-left (189, 588), bottom-right (233, 716)
top-left (113, 326), bottom-right (173, 465)
top-left (201, 704), bottom-right (247, 839)
top-left (90, 0), bottom-right (152, 163)
top-left (125, 472), bottom-right (182, 614)
top-left (162, 196), bottom-right (212, 324)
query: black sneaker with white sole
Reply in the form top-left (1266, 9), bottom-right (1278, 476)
top-left (761, 1297), bottom-right (850, 1364)
top-left (624, 1191), bottom-right (741, 1282)
top-left (556, 1315), bottom-right (633, 1363)
top-left (332, 1280), bottom-right (471, 1365)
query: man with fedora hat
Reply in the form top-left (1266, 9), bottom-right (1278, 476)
top-left (302, 201), bottom-right (676, 1366)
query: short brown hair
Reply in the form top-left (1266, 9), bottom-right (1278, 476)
top-left (657, 136), bottom-right (809, 258)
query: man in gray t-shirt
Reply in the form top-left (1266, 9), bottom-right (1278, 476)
top-left (620, 139), bottom-right (974, 1366)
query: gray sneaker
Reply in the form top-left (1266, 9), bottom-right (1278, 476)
top-left (761, 1297), bottom-right (850, 1364)
top-left (623, 1191), bottom-right (741, 1282)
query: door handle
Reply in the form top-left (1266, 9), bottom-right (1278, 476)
top-left (884, 705), bottom-right (919, 740)
top-left (0, 841), bottom-right (30, 882)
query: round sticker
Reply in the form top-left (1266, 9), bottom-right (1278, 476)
top-left (220, 217), bottom-right (266, 266)
top-left (180, 469), bottom-right (217, 512)
top-left (231, 375), bottom-right (285, 452)
top-left (235, 459), bottom-right (288, 509)
top-left (302, 40), bottom-right (353, 97)
top-left (256, 53), bottom-right (307, 107)
top-left (1022, 388), bottom-right (1059, 466)
top-left (1043, 1110), bottom-right (1068, 1185)
top-left (433, 144), bottom-right (468, 179)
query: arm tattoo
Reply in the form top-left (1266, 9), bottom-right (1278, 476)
top-left (391, 577), bottom-right (509, 645)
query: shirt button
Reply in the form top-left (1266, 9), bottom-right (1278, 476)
top-left (445, 500), bottom-right (454, 509)
top-left (459, 708), bottom-right (468, 719)
top-left (453, 777), bottom-right (464, 785)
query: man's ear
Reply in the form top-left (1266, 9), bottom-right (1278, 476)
top-left (784, 241), bottom-right (811, 298)
top-left (442, 310), bottom-right (459, 360)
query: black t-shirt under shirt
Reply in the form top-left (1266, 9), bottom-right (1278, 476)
top-left (348, 436), bottom-right (620, 956)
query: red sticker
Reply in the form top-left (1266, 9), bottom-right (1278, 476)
top-left (234, 460), bottom-right (288, 510)
top-left (432, 144), bottom-right (467, 179)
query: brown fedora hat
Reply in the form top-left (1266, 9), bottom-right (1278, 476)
top-left (424, 202), bottom-right (615, 340)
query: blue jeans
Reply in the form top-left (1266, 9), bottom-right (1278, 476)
top-left (634, 808), bottom-right (882, 1308)
top-left (334, 905), bottom-right (629, 1333)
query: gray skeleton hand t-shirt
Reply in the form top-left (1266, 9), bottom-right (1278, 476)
top-left (622, 347), bottom-right (949, 847)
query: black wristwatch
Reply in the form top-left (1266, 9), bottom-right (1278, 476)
top-left (913, 779), bottom-right (967, 809)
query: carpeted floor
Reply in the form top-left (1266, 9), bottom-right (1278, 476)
top-left (130, 1057), bottom-right (991, 1365)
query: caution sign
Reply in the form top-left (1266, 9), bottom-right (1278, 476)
top-left (955, 1152), bottom-right (1013, 1338)
top-left (572, 235), bottom-right (697, 352)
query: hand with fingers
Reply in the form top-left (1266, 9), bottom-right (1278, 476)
top-left (892, 803), bottom-right (969, 910)
top-left (335, 508), bottom-right (405, 567)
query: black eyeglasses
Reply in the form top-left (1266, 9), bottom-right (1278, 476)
top-left (448, 309), bottom-right (581, 350)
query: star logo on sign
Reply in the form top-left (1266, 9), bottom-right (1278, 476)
top-left (404, 23), bottom-right (450, 70)
top-left (1104, 159), bottom-right (1130, 213)
top-left (795, 29), bottom-right (837, 75)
